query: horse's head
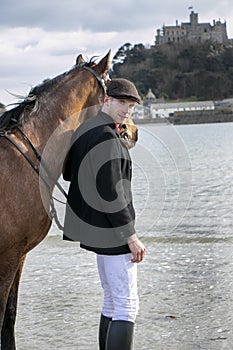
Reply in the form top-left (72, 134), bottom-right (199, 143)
top-left (73, 51), bottom-right (111, 122)
top-left (119, 121), bottom-right (138, 149)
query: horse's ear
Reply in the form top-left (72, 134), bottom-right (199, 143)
top-left (95, 50), bottom-right (111, 76)
top-left (76, 54), bottom-right (85, 66)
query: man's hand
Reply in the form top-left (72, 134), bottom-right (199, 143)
top-left (128, 234), bottom-right (146, 263)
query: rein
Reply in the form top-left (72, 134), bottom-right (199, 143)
top-left (0, 66), bottom-right (108, 231)
top-left (1, 127), bottom-right (66, 230)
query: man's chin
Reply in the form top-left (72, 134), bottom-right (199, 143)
top-left (117, 117), bottom-right (127, 124)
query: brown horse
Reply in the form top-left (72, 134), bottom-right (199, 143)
top-left (0, 51), bottom-right (112, 350)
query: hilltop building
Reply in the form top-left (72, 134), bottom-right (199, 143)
top-left (155, 11), bottom-right (228, 45)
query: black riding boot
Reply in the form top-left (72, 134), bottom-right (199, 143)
top-left (99, 313), bottom-right (112, 350)
top-left (105, 320), bottom-right (134, 350)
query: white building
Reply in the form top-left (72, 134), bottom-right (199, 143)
top-left (150, 100), bottom-right (215, 119)
top-left (133, 100), bottom-right (215, 120)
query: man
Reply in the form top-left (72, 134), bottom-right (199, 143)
top-left (63, 78), bottom-right (146, 350)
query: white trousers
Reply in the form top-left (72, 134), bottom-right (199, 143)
top-left (97, 253), bottom-right (139, 323)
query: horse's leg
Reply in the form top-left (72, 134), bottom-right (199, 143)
top-left (1, 256), bottom-right (26, 350)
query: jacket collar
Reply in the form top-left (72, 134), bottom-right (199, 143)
top-left (98, 111), bottom-right (118, 131)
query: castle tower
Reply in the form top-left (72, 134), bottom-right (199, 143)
top-left (190, 11), bottom-right (198, 26)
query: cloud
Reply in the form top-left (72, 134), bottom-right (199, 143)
top-left (3, 0), bottom-right (227, 33)
top-left (0, 22), bottom-right (155, 105)
top-left (0, 0), bottom-right (159, 32)
top-left (1, 0), bottom-right (233, 38)
top-left (1, 0), bottom-right (233, 105)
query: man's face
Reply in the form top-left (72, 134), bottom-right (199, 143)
top-left (102, 96), bottom-right (136, 124)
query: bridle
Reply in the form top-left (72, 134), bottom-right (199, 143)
top-left (0, 66), bottom-right (108, 230)
top-left (83, 65), bottom-right (108, 94)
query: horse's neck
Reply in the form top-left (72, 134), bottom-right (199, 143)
top-left (23, 97), bottom-right (83, 180)
top-left (21, 73), bottom-right (102, 180)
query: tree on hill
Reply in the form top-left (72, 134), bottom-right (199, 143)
top-left (111, 41), bottom-right (233, 101)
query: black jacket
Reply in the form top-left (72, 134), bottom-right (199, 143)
top-left (63, 111), bottom-right (135, 255)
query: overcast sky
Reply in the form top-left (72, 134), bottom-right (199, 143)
top-left (1, 0), bottom-right (233, 105)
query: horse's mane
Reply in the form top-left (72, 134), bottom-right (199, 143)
top-left (0, 58), bottom-right (96, 131)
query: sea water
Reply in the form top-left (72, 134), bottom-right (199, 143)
top-left (16, 122), bottom-right (233, 349)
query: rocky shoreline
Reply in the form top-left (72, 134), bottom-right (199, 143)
top-left (169, 109), bottom-right (233, 125)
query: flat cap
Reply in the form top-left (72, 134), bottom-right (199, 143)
top-left (107, 78), bottom-right (141, 104)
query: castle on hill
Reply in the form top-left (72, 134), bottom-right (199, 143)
top-left (155, 11), bottom-right (229, 45)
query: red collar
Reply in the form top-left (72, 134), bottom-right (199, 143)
top-left (114, 122), bottom-right (120, 133)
